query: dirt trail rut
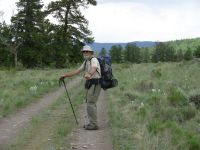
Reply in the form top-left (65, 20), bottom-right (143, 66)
top-left (0, 78), bottom-right (81, 149)
top-left (69, 90), bottom-right (113, 150)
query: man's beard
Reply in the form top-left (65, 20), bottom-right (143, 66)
top-left (83, 55), bottom-right (90, 60)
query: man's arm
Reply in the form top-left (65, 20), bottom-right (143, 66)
top-left (84, 66), bottom-right (97, 80)
top-left (60, 69), bottom-right (81, 79)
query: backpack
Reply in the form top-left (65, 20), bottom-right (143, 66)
top-left (84, 56), bottom-right (118, 90)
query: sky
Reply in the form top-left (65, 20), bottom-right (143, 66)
top-left (0, 0), bottom-right (200, 43)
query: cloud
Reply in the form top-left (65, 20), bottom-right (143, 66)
top-left (0, 0), bottom-right (16, 23)
top-left (1, 0), bottom-right (200, 42)
top-left (83, 1), bottom-right (200, 42)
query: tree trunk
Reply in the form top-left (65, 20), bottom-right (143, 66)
top-left (14, 51), bottom-right (18, 67)
top-left (63, 4), bottom-right (71, 40)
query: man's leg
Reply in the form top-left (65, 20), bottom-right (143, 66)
top-left (86, 84), bottom-right (101, 129)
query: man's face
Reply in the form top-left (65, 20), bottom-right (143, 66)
top-left (82, 51), bottom-right (92, 60)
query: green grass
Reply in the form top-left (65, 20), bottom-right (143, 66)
top-left (8, 80), bottom-right (85, 150)
top-left (0, 68), bottom-right (76, 117)
top-left (107, 61), bottom-right (200, 150)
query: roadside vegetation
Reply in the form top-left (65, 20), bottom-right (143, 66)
top-left (107, 61), bottom-right (200, 150)
top-left (0, 68), bottom-right (76, 118)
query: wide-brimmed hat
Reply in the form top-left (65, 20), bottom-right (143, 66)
top-left (81, 45), bottom-right (93, 52)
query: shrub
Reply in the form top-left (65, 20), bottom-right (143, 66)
top-left (147, 94), bottom-right (161, 106)
top-left (137, 107), bottom-right (147, 119)
top-left (180, 106), bottom-right (196, 121)
top-left (187, 137), bottom-right (200, 150)
top-left (189, 94), bottom-right (200, 109)
top-left (167, 86), bottom-right (188, 106)
top-left (147, 120), bottom-right (164, 134)
top-left (124, 92), bottom-right (137, 101)
top-left (158, 107), bottom-right (180, 122)
top-left (194, 46), bottom-right (200, 58)
top-left (134, 80), bottom-right (154, 92)
top-left (151, 68), bottom-right (162, 78)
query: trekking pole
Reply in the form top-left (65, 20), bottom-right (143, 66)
top-left (59, 79), bottom-right (79, 125)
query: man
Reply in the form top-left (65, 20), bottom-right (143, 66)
top-left (59, 45), bottom-right (101, 130)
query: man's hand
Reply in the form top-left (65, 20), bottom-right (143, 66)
top-left (84, 72), bottom-right (92, 80)
top-left (59, 75), bottom-right (65, 86)
top-left (59, 75), bottom-right (66, 81)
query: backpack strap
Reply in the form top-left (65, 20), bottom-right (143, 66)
top-left (84, 57), bottom-right (94, 71)
top-left (84, 57), bottom-right (101, 76)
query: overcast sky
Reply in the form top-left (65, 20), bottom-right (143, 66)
top-left (0, 0), bottom-right (200, 42)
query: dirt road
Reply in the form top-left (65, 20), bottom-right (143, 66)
top-left (69, 90), bottom-right (113, 150)
top-left (0, 78), bottom-right (113, 150)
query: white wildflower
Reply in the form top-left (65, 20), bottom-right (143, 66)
top-left (138, 102), bottom-right (144, 109)
top-left (152, 89), bottom-right (156, 92)
top-left (30, 85), bottom-right (37, 91)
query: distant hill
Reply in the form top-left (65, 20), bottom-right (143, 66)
top-left (89, 37), bottom-right (200, 53)
top-left (89, 41), bottom-right (156, 52)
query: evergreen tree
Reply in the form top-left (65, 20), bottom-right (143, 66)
top-left (184, 48), bottom-right (193, 60)
top-left (47, 0), bottom-right (97, 67)
top-left (47, 0), bottom-right (96, 43)
top-left (0, 21), bottom-right (21, 67)
top-left (124, 43), bottom-right (141, 63)
top-left (152, 42), bottom-right (175, 62)
top-left (141, 48), bottom-right (150, 63)
top-left (99, 48), bottom-right (107, 56)
top-left (175, 49), bottom-right (184, 61)
top-left (109, 45), bottom-right (122, 63)
top-left (11, 0), bottom-right (45, 67)
top-left (194, 46), bottom-right (200, 58)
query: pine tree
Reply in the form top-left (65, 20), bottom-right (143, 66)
top-left (109, 45), bottom-right (122, 63)
top-left (141, 48), bottom-right (150, 63)
top-left (47, 0), bottom-right (97, 67)
top-left (152, 42), bottom-right (175, 62)
top-left (176, 49), bottom-right (184, 61)
top-left (124, 43), bottom-right (141, 63)
top-left (99, 48), bottom-right (107, 56)
top-left (184, 48), bottom-right (193, 60)
top-left (0, 21), bottom-right (21, 67)
top-left (11, 0), bottom-right (45, 67)
top-left (194, 46), bottom-right (200, 58)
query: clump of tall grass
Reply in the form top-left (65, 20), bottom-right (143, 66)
top-left (151, 68), bottom-right (162, 78)
top-left (134, 80), bottom-right (154, 92)
top-left (167, 86), bottom-right (188, 106)
top-left (189, 93), bottom-right (200, 109)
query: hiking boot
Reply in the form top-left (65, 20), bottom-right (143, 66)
top-left (83, 124), bottom-right (99, 130)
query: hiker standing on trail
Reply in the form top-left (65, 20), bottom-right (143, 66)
top-left (59, 45), bottom-right (101, 130)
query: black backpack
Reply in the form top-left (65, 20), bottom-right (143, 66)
top-left (85, 56), bottom-right (118, 90)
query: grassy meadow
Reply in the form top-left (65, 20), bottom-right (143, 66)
top-left (0, 68), bottom-right (75, 118)
top-left (1, 61), bottom-right (200, 150)
top-left (107, 61), bottom-right (200, 150)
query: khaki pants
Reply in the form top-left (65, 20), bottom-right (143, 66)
top-left (86, 84), bottom-right (101, 126)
